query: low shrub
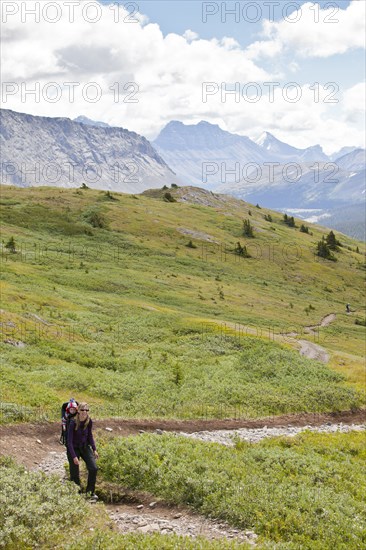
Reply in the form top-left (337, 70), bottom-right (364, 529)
top-left (99, 431), bottom-right (366, 548)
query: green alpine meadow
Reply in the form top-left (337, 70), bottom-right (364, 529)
top-left (1, 185), bottom-right (365, 420)
top-left (1, 184), bottom-right (365, 549)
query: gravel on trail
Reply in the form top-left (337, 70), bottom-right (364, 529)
top-left (178, 422), bottom-right (366, 446)
top-left (28, 420), bottom-right (364, 544)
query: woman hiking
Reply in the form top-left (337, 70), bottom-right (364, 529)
top-left (67, 402), bottom-right (99, 500)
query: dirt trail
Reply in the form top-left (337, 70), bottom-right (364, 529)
top-left (181, 422), bottom-right (365, 446)
top-left (320, 313), bottom-right (337, 326)
top-left (298, 313), bottom-right (337, 362)
top-left (1, 408), bottom-right (364, 544)
top-left (304, 313), bottom-right (336, 334)
top-left (23, 445), bottom-right (257, 544)
top-left (0, 311), bottom-right (354, 544)
top-left (218, 313), bottom-right (337, 362)
top-left (107, 503), bottom-right (257, 543)
top-left (1, 409), bottom-right (365, 470)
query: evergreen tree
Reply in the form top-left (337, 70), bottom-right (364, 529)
top-left (283, 214), bottom-right (295, 227)
top-left (242, 219), bottom-right (254, 238)
top-left (326, 230), bottom-right (340, 250)
top-left (5, 236), bottom-right (16, 253)
top-left (316, 237), bottom-right (336, 261)
top-left (163, 192), bottom-right (176, 202)
top-left (234, 242), bottom-right (251, 257)
top-left (300, 224), bottom-right (309, 233)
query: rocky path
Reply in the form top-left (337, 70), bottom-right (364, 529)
top-left (1, 409), bottom-right (365, 471)
top-left (179, 422), bottom-right (365, 446)
top-left (296, 313), bottom-right (337, 362)
top-left (32, 449), bottom-right (257, 544)
top-left (2, 410), bottom-right (364, 545)
top-left (30, 416), bottom-right (364, 544)
top-left (290, 313), bottom-right (336, 363)
top-left (107, 504), bottom-right (257, 544)
top-left (306, 313), bottom-right (336, 331)
top-left (205, 313), bottom-right (337, 363)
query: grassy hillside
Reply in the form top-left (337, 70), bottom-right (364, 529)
top-left (1, 184), bottom-right (365, 421)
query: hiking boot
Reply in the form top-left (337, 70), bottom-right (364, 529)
top-left (87, 492), bottom-right (98, 501)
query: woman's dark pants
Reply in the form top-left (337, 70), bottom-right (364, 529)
top-left (67, 445), bottom-right (98, 494)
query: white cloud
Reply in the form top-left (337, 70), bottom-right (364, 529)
top-left (209, 82), bottom-right (365, 154)
top-left (183, 30), bottom-right (199, 42)
top-left (342, 82), bottom-right (366, 125)
top-left (247, 1), bottom-right (365, 59)
top-left (0, 0), bottom-right (271, 136)
top-left (0, 0), bottom-right (364, 153)
top-left (288, 62), bottom-right (300, 74)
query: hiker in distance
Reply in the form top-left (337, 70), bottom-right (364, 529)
top-left (346, 303), bottom-right (351, 313)
top-left (67, 402), bottom-right (99, 500)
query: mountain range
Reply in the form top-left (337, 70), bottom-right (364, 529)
top-left (0, 109), bottom-right (179, 193)
top-left (1, 109), bottom-right (364, 237)
top-left (255, 131), bottom-right (329, 163)
top-left (216, 160), bottom-right (365, 209)
top-left (153, 121), bottom-right (365, 210)
top-left (152, 122), bottom-right (335, 188)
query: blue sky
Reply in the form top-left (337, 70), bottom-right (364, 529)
top-left (99, 0), bottom-right (360, 87)
top-left (101, 1), bottom-right (352, 45)
top-left (1, 0), bottom-right (364, 152)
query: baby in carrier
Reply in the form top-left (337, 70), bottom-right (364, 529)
top-left (60, 398), bottom-right (78, 445)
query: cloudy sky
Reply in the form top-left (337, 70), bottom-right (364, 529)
top-left (1, 0), bottom-right (365, 153)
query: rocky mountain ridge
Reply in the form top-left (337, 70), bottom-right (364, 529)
top-left (153, 120), bottom-right (365, 209)
top-left (0, 109), bottom-right (180, 192)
